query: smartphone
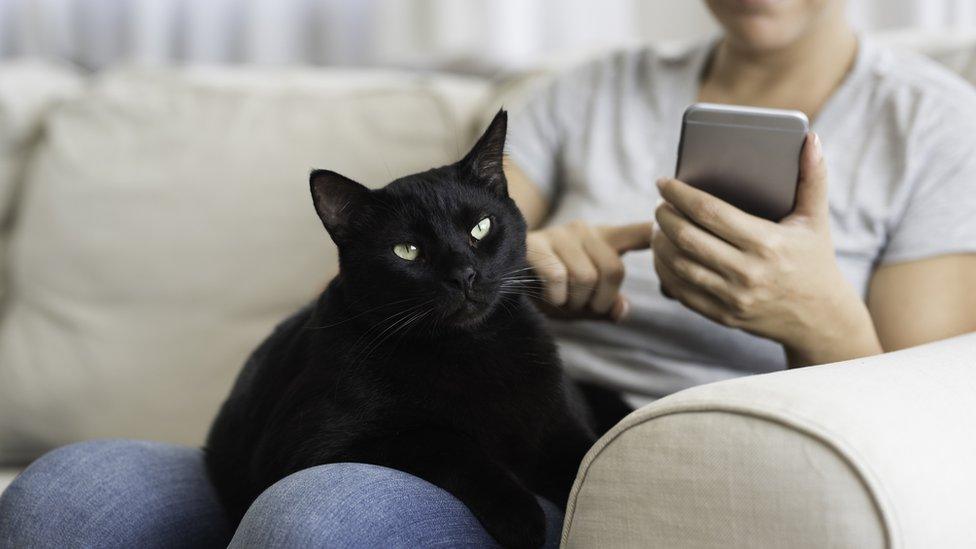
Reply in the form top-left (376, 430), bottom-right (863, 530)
top-left (675, 103), bottom-right (809, 221)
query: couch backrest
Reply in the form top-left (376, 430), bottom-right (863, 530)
top-left (0, 66), bottom-right (491, 463)
top-left (0, 61), bottom-right (83, 307)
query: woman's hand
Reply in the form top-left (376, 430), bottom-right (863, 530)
top-left (652, 133), bottom-right (882, 367)
top-left (527, 221), bottom-right (652, 322)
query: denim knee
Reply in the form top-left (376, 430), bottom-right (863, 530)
top-left (0, 439), bottom-right (230, 549)
top-left (230, 462), bottom-right (501, 549)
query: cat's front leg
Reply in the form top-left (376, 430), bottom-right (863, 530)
top-left (346, 429), bottom-right (547, 549)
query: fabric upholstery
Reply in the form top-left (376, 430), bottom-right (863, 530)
top-left (562, 333), bottom-right (976, 548)
top-left (0, 60), bottom-right (82, 305)
top-left (0, 67), bottom-right (490, 463)
top-left (0, 470), bottom-right (15, 494)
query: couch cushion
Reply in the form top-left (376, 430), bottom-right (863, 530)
top-left (0, 61), bottom-right (82, 307)
top-left (0, 468), bottom-right (17, 494)
top-left (0, 66), bottom-right (491, 463)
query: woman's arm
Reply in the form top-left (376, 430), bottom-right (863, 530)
top-left (867, 254), bottom-right (976, 351)
top-left (504, 158), bottom-right (549, 230)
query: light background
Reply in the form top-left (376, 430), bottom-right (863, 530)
top-left (1, 0), bottom-right (975, 70)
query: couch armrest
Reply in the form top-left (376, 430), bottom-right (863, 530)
top-left (562, 333), bottom-right (976, 548)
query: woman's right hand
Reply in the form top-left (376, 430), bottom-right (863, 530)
top-left (526, 221), bottom-right (653, 321)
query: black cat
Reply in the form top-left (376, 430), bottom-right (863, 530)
top-left (205, 110), bottom-right (629, 548)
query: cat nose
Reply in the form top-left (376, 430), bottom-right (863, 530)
top-left (449, 266), bottom-right (477, 291)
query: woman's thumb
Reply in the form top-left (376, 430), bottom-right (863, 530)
top-left (790, 132), bottom-right (829, 221)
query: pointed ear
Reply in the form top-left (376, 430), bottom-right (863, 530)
top-left (461, 109), bottom-right (508, 196)
top-left (310, 169), bottom-right (371, 241)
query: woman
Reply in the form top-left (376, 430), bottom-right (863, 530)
top-left (509, 0), bottom-right (976, 403)
top-left (2, 0), bottom-right (975, 547)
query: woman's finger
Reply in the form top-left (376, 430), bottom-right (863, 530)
top-left (654, 254), bottom-right (730, 326)
top-left (582, 231), bottom-right (627, 315)
top-left (527, 234), bottom-right (568, 305)
top-left (653, 228), bottom-right (735, 305)
top-left (597, 222), bottom-right (654, 253)
top-left (610, 295), bottom-right (630, 322)
top-left (657, 177), bottom-right (774, 250)
top-left (655, 201), bottom-right (749, 281)
top-left (551, 238), bottom-right (598, 310)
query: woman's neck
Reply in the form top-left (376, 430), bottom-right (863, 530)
top-left (698, 16), bottom-right (858, 120)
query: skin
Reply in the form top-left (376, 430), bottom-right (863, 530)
top-left (508, 0), bottom-right (976, 366)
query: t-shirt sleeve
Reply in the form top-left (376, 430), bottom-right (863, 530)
top-left (879, 101), bottom-right (976, 265)
top-left (507, 62), bottom-right (601, 202)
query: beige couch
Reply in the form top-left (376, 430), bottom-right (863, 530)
top-left (1, 32), bottom-right (975, 546)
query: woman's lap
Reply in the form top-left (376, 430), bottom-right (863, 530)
top-left (0, 439), bottom-right (232, 548)
top-left (0, 439), bottom-right (563, 549)
top-left (230, 461), bottom-right (563, 548)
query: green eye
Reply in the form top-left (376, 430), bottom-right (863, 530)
top-left (470, 217), bottom-right (491, 240)
top-left (393, 243), bottom-right (419, 261)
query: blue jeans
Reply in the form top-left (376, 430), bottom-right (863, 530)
top-left (0, 439), bottom-right (564, 548)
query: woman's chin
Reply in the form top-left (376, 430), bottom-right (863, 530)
top-left (728, 0), bottom-right (789, 11)
top-left (709, 0), bottom-right (820, 51)
top-left (725, 18), bottom-right (807, 53)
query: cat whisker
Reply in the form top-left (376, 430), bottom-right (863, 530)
top-left (501, 284), bottom-right (602, 307)
top-left (499, 288), bottom-right (560, 307)
top-left (499, 277), bottom-right (541, 285)
top-left (500, 260), bottom-right (564, 275)
top-left (348, 298), bottom-right (437, 367)
top-left (502, 279), bottom-right (606, 295)
top-left (308, 295), bottom-right (427, 330)
top-left (389, 307), bottom-right (435, 346)
top-left (353, 305), bottom-right (434, 367)
top-left (498, 264), bottom-right (544, 276)
top-left (499, 280), bottom-right (545, 288)
top-left (510, 288), bottom-right (593, 300)
top-left (500, 272), bottom-right (541, 279)
top-left (345, 299), bottom-right (436, 360)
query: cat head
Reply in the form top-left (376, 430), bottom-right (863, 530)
top-left (310, 110), bottom-right (529, 332)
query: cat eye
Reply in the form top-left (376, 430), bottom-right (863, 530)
top-left (470, 217), bottom-right (491, 241)
top-left (393, 243), bottom-right (419, 261)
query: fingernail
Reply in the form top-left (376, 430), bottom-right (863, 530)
top-left (613, 299), bottom-right (630, 323)
top-left (811, 132), bottom-right (822, 161)
top-left (656, 178), bottom-right (667, 189)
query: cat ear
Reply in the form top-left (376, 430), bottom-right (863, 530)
top-left (461, 109), bottom-right (508, 197)
top-left (310, 169), bottom-right (371, 241)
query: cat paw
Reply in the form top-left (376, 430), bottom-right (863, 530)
top-left (480, 492), bottom-right (547, 549)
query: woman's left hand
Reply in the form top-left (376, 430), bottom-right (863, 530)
top-left (652, 132), bottom-right (882, 367)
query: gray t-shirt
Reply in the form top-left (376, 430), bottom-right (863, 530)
top-left (508, 37), bottom-right (976, 405)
